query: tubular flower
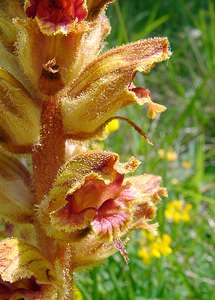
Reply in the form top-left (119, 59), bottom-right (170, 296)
top-left (38, 151), bottom-right (167, 247)
top-left (0, 0), bottom-right (171, 298)
top-left (61, 38), bottom-right (171, 140)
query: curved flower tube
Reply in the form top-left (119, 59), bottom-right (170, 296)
top-left (61, 37), bottom-right (171, 139)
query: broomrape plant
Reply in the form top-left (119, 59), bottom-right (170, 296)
top-left (0, 1), bottom-right (171, 299)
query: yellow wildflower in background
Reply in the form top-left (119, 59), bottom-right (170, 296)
top-left (138, 231), bottom-right (172, 264)
top-left (105, 119), bottom-right (120, 135)
top-left (171, 178), bottom-right (180, 185)
top-left (158, 149), bottom-right (177, 161)
top-left (73, 286), bottom-right (83, 300)
top-left (158, 149), bottom-right (165, 158)
top-left (165, 200), bottom-right (192, 223)
top-left (181, 161), bottom-right (192, 169)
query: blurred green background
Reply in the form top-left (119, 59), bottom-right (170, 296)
top-left (76, 1), bottom-right (215, 299)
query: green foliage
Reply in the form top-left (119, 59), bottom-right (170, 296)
top-left (76, 1), bottom-right (215, 299)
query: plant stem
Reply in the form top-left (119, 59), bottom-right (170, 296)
top-left (32, 96), bottom-right (65, 203)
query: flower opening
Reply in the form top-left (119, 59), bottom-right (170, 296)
top-left (25, 0), bottom-right (88, 33)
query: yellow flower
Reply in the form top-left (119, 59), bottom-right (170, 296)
top-left (158, 234), bottom-right (172, 256)
top-left (181, 161), bottom-right (192, 169)
top-left (105, 119), bottom-right (119, 135)
top-left (158, 149), bottom-right (165, 158)
top-left (73, 286), bottom-right (83, 300)
top-left (171, 178), bottom-right (180, 185)
top-left (165, 200), bottom-right (192, 223)
top-left (158, 149), bottom-right (177, 161)
top-left (138, 231), bottom-right (172, 264)
top-left (138, 248), bottom-right (152, 264)
top-left (166, 151), bottom-right (177, 161)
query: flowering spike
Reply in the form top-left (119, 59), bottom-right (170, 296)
top-left (0, 0), bottom-right (171, 297)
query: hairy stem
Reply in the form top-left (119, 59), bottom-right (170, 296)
top-left (32, 96), bottom-right (65, 203)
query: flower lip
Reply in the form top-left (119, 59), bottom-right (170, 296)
top-left (66, 173), bottom-right (124, 215)
top-left (25, 0), bottom-right (88, 26)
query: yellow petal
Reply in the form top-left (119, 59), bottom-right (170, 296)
top-left (0, 149), bottom-right (34, 223)
top-left (0, 68), bottom-right (40, 152)
top-left (105, 119), bottom-right (119, 135)
top-left (166, 150), bottom-right (177, 161)
top-left (62, 37), bottom-right (171, 140)
top-left (138, 248), bottom-right (152, 264)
